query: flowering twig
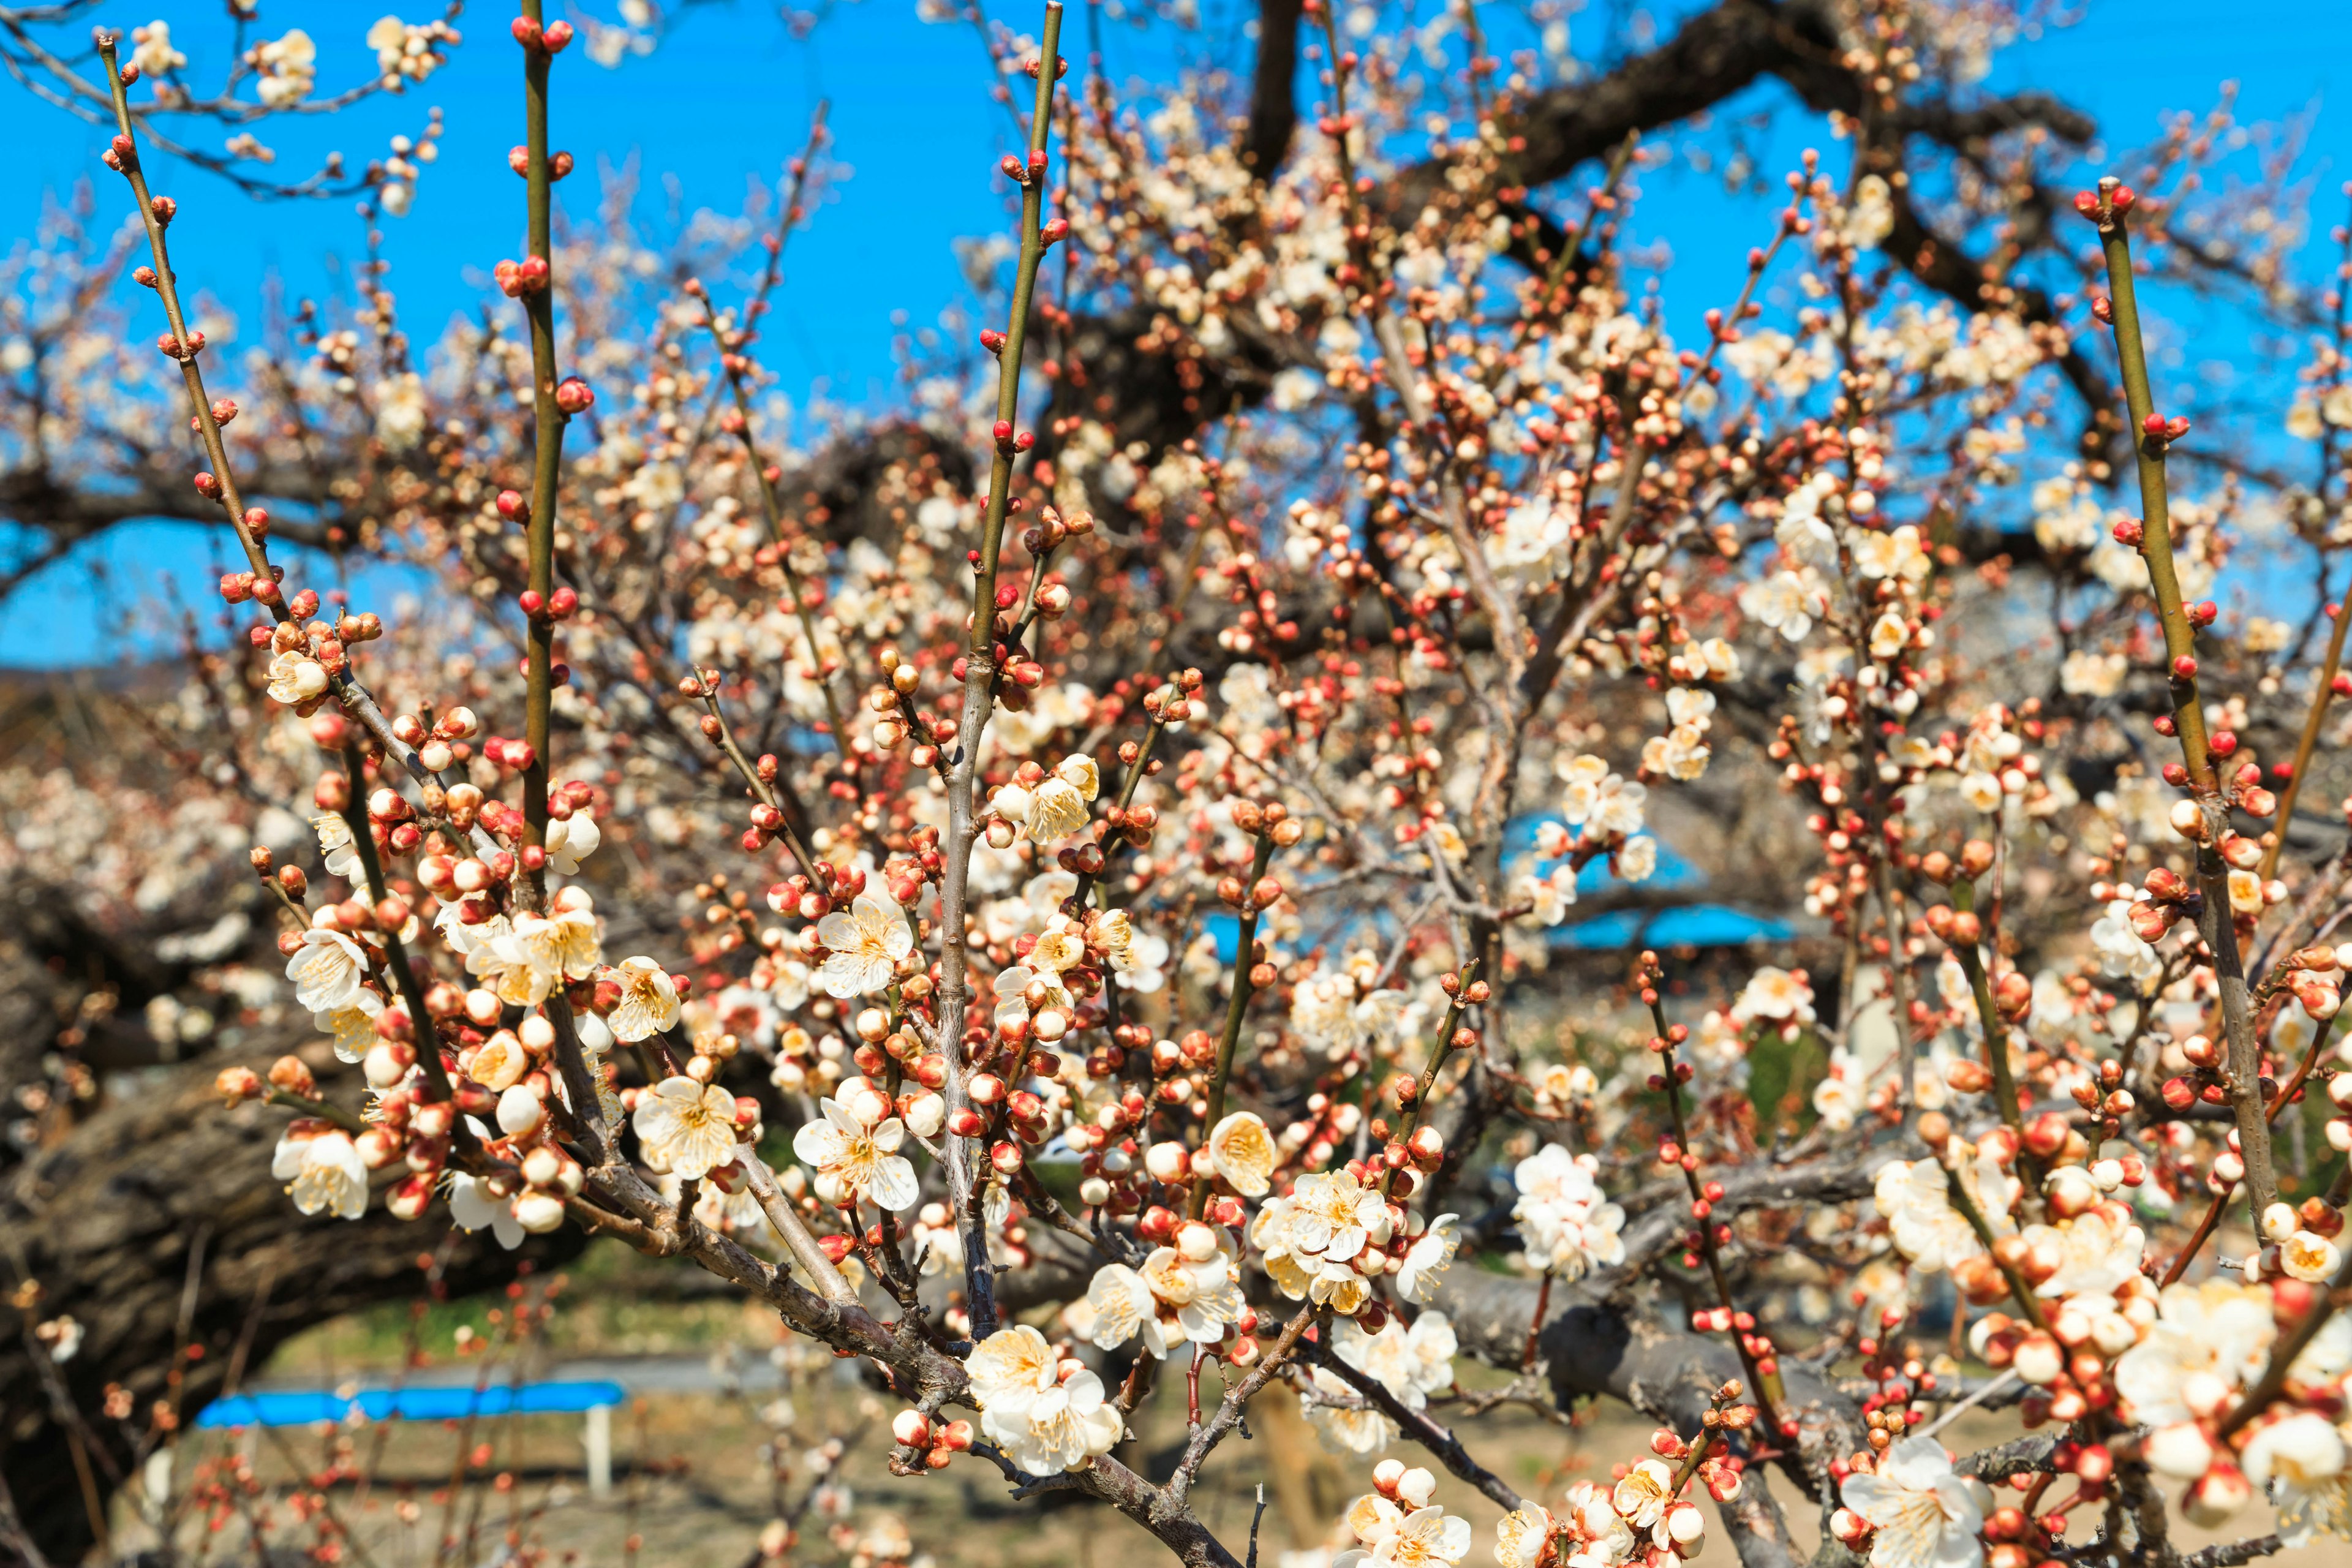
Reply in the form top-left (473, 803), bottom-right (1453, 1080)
top-left (91, 35), bottom-right (492, 856)
top-left (1638, 953), bottom-right (1787, 1434)
top-left (933, 0), bottom-right (1066, 1343)
top-left (2087, 175), bottom-right (2278, 1226)
top-left (512, 0), bottom-right (574, 916)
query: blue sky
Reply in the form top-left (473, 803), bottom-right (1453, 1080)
top-left (5, 0), bottom-right (2352, 664)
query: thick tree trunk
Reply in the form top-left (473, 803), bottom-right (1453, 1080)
top-left (0, 1047), bottom-right (581, 1565)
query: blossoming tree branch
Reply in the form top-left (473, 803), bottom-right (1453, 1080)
top-left (15, 0), bottom-right (2352, 1565)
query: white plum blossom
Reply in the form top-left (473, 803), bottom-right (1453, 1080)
top-left (633, 1075), bottom-right (741, 1182)
top-left (448, 1172), bottom-right (524, 1250)
top-left (273, 1127), bottom-right (368, 1220)
top-left (1250, 1167), bottom-right (1393, 1314)
top-left (285, 926), bottom-right (369, 1013)
top-left (790, 1076), bottom-right (917, 1210)
top-left (1838, 1436), bottom-right (1988, 1568)
top-left (1512, 1145), bottom-right (1625, 1279)
top-left (608, 956), bottom-right (682, 1041)
top-left (816, 887), bottom-right (914, 997)
top-left (968, 1324), bottom-right (1122, 1476)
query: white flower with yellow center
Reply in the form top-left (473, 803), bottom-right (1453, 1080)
top-left (1336, 1502), bottom-right (1472, 1568)
top-left (1838, 1436), bottom-right (1987, 1568)
top-left (1207, 1110), bottom-right (1276, 1196)
top-left (1511, 1145), bottom-right (1625, 1280)
top-left (2022, 1205), bottom-right (2143, 1298)
top-left (968, 1322), bottom-right (1058, 1411)
top-left (315, 986), bottom-right (384, 1064)
top-left (631, 1075), bottom-right (739, 1181)
top-left (2114, 1279), bottom-right (2277, 1430)
top-left (815, 888), bottom-right (913, 998)
top-left (992, 920), bottom-right (1087, 1033)
top-left (272, 1127), bottom-right (368, 1220)
top-left (1081, 1263), bottom-right (1170, 1358)
top-left (1396, 1212), bottom-right (1460, 1303)
top-left (266, 649), bottom-right (329, 704)
top-left (1494, 1507), bottom-right (1554, 1568)
top-left (1874, 1159), bottom-right (1986, 1273)
top-left (1561, 1480), bottom-right (1637, 1568)
top-left (608, 956), bottom-right (682, 1042)
top-left (989, 753), bottom-right (1101, 844)
top-left (285, 926), bottom-right (369, 1014)
top-left (312, 812), bottom-right (362, 881)
top-left (790, 1076), bottom-right (917, 1210)
top-left (2258, 1413), bottom-right (2352, 1546)
top-left (1249, 1167), bottom-right (1392, 1314)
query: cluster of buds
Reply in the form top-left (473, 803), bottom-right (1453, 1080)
top-left (493, 254), bottom-right (550, 297)
top-left (505, 145), bottom-right (578, 179)
top-left (508, 14), bottom-right (575, 52)
top-left (889, 1408), bottom-right (975, 1472)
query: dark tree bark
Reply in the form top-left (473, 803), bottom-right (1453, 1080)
top-left (0, 877), bottom-right (585, 1568)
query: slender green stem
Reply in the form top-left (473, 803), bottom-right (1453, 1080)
top-left (968, 3), bottom-right (1066, 655)
top-left (266, 1088), bottom-right (368, 1136)
top-left (1944, 1163), bottom-right (2049, 1332)
top-left (92, 36), bottom-right (483, 831)
top-left (1191, 834), bottom-right (1276, 1219)
top-left (2089, 181), bottom-right (2277, 1226)
top-left (516, 0), bottom-right (567, 914)
top-left (2262, 603), bottom-right (2350, 881)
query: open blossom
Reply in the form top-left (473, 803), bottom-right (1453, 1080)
top-left (272, 1126), bottom-right (368, 1220)
top-left (1740, 570), bottom-right (1817, 641)
top-left (1291, 963), bottom-right (1409, 1059)
top-left (285, 926), bottom-right (370, 1013)
top-left (2114, 1280), bottom-right (2278, 1431)
top-left (1494, 1507), bottom-right (1555, 1568)
top-left (2250, 1412), bottom-right (2352, 1546)
top-left (2024, 1205), bottom-right (2143, 1298)
top-left (1559, 1480), bottom-right (1638, 1568)
top-left (266, 649), bottom-right (329, 704)
top-left (1532, 1060), bottom-right (1599, 1116)
top-left (1730, 966), bottom-right (1815, 1028)
top-left (968, 1324), bottom-right (1121, 1476)
top-left (315, 987), bottom-right (384, 1064)
top-left (1334, 1494), bottom-right (1472, 1568)
top-left (988, 753), bottom-right (1100, 843)
top-left (1251, 1167), bottom-right (1393, 1314)
top-left (313, 812), bottom-right (363, 881)
top-left (1556, 754), bottom-right (1645, 836)
top-left (1084, 1228), bottom-right (1243, 1356)
top-left (790, 1075), bottom-right (916, 1210)
top-left (1207, 1110), bottom-right (1276, 1196)
top-left (252, 28), bottom-right (317, 105)
top-left (993, 922), bottom-right (1085, 1031)
top-left (815, 887), bottom-right (913, 997)
top-left (1839, 1436), bottom-right (1988, 1568)
top-left (633, 1075), bottom-right (741, 1181)
top-left (608, 956), bottom-right (682, 1041)
top-left (447, 1171), bottom-right (524, 1250)
top-left (1874, 1159), bottom-right (1989, 1273)
top-left (1512, 1145), bottom-right (1625, 1279)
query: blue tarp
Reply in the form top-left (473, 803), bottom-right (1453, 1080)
top-left (1201, 821), bottom-right (1789, 957)
top-left (1548, 903), bottom-right (1793, 951)
top-left (195, 1379), bottom-right (625, 1428)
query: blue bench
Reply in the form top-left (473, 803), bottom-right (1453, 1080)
top-left (195, 1380), bottom-right (627, 1494)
